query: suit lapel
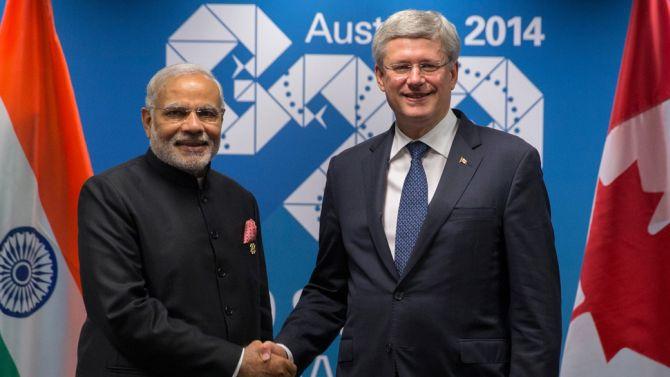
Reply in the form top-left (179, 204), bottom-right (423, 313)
top-left (400, 113), bottom-right (483, 282)
top-left (362, 127), bottom-right (399, 280)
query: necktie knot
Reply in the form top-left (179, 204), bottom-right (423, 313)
top-left (407, 141), bottom-right (429, 161)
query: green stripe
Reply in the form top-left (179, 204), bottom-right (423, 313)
top-left (0, 335), bottom-right (19, 377)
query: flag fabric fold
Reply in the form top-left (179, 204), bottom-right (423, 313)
top-left (0, 0), bottom-right (91, 376)
top-left (561, 0), bottom-right (670, 375)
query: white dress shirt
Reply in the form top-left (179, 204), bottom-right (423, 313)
top-left (383, 109), bottom-right (458, 258)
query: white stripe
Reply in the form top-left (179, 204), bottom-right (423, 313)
top-left (561, 311), bottom-right (670, 376)
top-left (0, 98), bottom-right (85, 376)
top-left (599, 99), bottom-right (670, 234)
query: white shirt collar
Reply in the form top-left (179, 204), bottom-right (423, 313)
top-left (390, 109), bottom-right (458, 161)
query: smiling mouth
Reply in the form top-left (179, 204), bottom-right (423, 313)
top-left (175, 140), bottom-right (209, 153)
top-left (175, 139), bottom-right (208, 147)
top-left (403, 92), bottom-right (433, 100)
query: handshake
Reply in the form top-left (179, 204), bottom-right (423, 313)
top-left (239, 340), bottom-right (297, 377)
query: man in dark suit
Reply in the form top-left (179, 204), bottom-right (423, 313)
top-left (271, 10), bottom-right (561, 376)
top-left (76, 64), bottom-right (296, 377)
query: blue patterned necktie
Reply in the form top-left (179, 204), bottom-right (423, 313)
top-left (395, 141), bottom-right (430, 275)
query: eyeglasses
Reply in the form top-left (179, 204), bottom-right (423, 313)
top-left (382, 61), bottom-right (450, 77)
top-left (150, 106), bottom-right (224, 124)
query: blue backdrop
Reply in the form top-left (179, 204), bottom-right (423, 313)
top-left (0, 1), bottom-right (631, 375)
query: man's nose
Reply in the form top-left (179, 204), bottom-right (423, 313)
top-left (406, 66), bottom-right (425, 86)
top-left (181, 110), bottom-right (205, 132)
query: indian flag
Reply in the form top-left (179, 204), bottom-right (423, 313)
top-left (0, 0), bottom-right (91, 376)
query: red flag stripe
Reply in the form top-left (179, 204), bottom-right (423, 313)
top-left (609, 0), bottom-right (670, 129)
top-left (0, 0), bottom-right (93, 290)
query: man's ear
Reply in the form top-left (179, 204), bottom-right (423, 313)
top-left (375, 64), bottom-right (387, 92)
top-left (141, 107), bottom-right (152, 138)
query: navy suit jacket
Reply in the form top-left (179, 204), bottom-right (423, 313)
top-left (276, 110), bottom-right (561, 377)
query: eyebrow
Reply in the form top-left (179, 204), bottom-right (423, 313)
top-left (160, 103), bottom-right (218, 108)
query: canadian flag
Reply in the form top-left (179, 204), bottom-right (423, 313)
top-left (0, 0), bottom-right (91, 376)
top-left (560, 0), bottom-right (670, 376)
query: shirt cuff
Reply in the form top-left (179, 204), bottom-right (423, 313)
top-left (277, 343), bottom-right (294, 362)
top-left (232, 348), bottom-right (244, 377)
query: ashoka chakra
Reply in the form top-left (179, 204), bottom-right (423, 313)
top-left (0, 227), bottom-right (58, 318)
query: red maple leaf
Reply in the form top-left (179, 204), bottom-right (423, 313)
top-left (573, 162), bottom-right (670, 367)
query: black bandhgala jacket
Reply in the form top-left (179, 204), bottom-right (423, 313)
top-left (76, 150), bottom-right (272, 377)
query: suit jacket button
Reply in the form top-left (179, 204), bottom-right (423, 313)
top-left (216, 267), bottom-right (227, 278)
top-left (385, 343), bottom-right (392, 353)
top-left (200, 195), bottom-right (209, 203)
top-left (210, 231), bottom-right (219, 239)
top-left (394, 291), bottom-right (404, 301)
top-left (224, 306), bottom-right (234, 316)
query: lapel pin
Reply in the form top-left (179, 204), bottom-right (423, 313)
top-left (459, 156), bottom-right (468, 165)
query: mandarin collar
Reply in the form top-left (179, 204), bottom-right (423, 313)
top-left (144, 148), bottom-right (210, 190)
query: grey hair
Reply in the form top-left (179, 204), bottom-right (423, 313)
top-left (372, 9), bottom-right (460, 66)
top-left (145, 63), bottom-right (224, 108)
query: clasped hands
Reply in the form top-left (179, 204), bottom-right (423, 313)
top-left (239, 340), bottom-right (296, 377)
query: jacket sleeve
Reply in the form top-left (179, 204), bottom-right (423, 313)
top-left (275, 156), bottom-right (348, 374)
top-left (503, 148), bottom-right (562, 377)
top-left (78, 175), bottom-right (243, 377)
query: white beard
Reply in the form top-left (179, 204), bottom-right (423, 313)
top-left (149, 124), bottom-right (220, 176)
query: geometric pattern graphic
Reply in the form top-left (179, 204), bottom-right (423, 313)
top-left (220, 81), bottom-right (293, 154)
top-left (457, 57), bottom-right (544, 158)
top-left (268, 54), bottom-right (391, 133)
top-left (166, 4), bottom-right (292, 155)
top-left (220, 54), bottom-right (395, 156)
top-left (285, 57), bottom-right (544, 240)
top-left (0, 226), bottom-right (58, 318)
top-left (167, 4), bottom-right (290, 77)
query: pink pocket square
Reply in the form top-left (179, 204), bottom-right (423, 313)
top-left (243, 219), bottom-right (257, 244)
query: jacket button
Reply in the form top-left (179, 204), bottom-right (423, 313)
top-left (394, 291), bottom-right (404, 301)
top-left (200, 195), bottom-right (209, 203)
top-left (385, 343), bottom-right (392, 353)
top-left (224, 306), bottom-right (234, 316)
top-left (210, 231), bottom-right (219, 239)
top-left (216, 267), bottom-right (227, 278)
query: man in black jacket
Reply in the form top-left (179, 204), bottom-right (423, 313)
top-left (76, 63), bottom-right (295, 377)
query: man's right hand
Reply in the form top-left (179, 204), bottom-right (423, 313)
top-left (238, 340), bottom-right (297, 377)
